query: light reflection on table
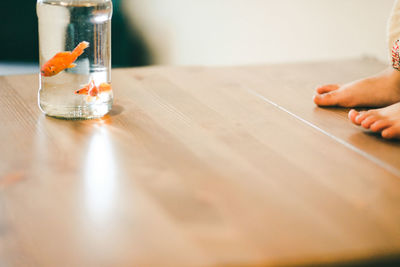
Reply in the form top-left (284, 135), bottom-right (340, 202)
top-left (84, 126), bottom-right (116, 221)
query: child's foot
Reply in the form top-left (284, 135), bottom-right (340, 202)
top-left (348, 102), bottom-right (400, 139)
top-left (313, 68), bottom-right (400, 108)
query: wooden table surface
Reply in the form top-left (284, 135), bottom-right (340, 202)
top-left (2, 58), bottom-right (400, 267)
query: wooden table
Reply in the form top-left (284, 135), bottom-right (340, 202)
top-left (2, 58), bottom-right (400, 267)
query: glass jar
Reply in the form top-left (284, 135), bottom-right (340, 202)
top-left (36, 0), bottom-right (113, 119)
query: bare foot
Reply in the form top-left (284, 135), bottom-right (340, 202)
top-left (313, 68), bottom-right (400, 107)
top-left (348, 103), bottom-right (400, 139)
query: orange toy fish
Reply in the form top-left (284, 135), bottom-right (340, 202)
top-left (75, 80), bottom-right (112, 98)
top-left (41, 41), bottom-right (89, 77)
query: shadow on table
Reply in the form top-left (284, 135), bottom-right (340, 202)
top-left (348, 130), bottom-right (400, 145)
top-left (319, 256), bottom-right (400, 267)
top-left (108, 104), bottom-right (124, 117)
top-left (362, 131), bottom-right (400, 144)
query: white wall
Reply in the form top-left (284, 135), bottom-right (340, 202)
top-left (123, 0), bottom-right (395, 65)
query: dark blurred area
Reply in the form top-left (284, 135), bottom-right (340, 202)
top-left (0, 0), bottom-right (151, 68)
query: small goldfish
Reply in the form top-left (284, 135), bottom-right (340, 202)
top-left (75, 80), bottom-right (112, 101)
top-left (41, 41), bottom-right (90, 77)
top-left (75, 80), bottom-right (95, 95)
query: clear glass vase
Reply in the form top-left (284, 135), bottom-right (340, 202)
top-left (36, 0), bottom-right (113, 119)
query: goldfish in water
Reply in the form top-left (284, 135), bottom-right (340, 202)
top-left (75, 80), bottom-right (112, 102)
top-left (75, 80), bottom-right (95, 95)
top-left (41, 41), bottom-right (90, 77)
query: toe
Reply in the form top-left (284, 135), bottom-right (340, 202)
top-left (370, 120), bottom-right (392, 132)
top-left (382, 124), bottom-right (400, 139)
top-left (316, 84), bottom-right (340, 94)
top-left (348, 109), bottom-right (359, 124)
top-left (313, 91), bottom-right (339, 106)
top-left (382, 127), bottom-right (395, 139)
top-left (361, 115), bottom-right (379, 129)
top-left (355, 111), bottom-right (372, 125)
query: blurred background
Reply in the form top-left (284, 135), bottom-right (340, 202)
top-left (0, 0), bottom-right (395, 75)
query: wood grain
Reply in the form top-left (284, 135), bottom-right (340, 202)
top-left (1, 59), bottom-right (400, 266)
